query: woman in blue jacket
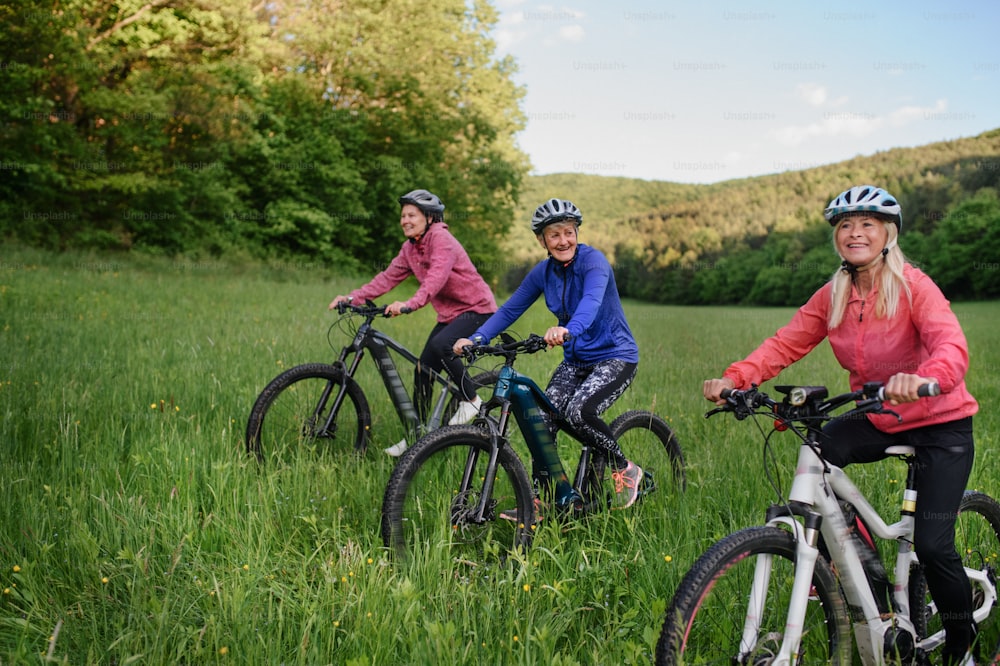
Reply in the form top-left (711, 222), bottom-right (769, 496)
top-left (453, 198), bottom-right (643, 508)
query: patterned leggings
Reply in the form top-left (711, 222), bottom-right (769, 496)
top-left (541, 358), bottom-right (637, 469)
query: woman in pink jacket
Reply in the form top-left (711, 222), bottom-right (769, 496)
top-left (330, 189), bottom-right (497, 456)
top-left (703, 185), bottom-right (979, 665)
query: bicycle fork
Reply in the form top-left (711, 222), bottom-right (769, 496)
top-left (740, 504), bottom-right (823, 664)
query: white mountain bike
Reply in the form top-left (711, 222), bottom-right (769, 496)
top-left (657, 382), bottom-right (1000, 665)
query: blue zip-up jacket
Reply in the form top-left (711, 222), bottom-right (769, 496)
top-left (471, 244), bottom-right (638, 365)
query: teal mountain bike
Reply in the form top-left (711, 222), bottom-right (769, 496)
top-left (381, 333), bottom-right (686, 560)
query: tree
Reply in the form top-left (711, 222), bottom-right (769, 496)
top-left (2, 0), bottom-right (527, 275)
top-left (924, 189), bottom-right (1000, 300)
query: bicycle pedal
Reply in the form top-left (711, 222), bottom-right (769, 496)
top-left (638, 470), bottom-right (657, 496)
top-left (554, 489), bottom-right (585, 516)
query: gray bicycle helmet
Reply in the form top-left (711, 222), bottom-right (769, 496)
top-left (398, 189), bottom-right (445, 221)
top-left (530, 198), bottom-right (583, 234)
top-left (823, 185), bottom-right (902, 231)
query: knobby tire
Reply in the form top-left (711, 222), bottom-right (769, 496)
top-left (381, 425), bottom-right (534, 562)
top-left (246, 363), bottom-right (370, 463)
top-left (657, 525), bottom-right (852, 665)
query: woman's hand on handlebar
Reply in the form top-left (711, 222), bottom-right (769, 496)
top-left (329, 295), bottom-right (352, 310)
top-left (384, 301), bottom-right (411, 317)
top-left (453, 337), bottom-right (474, 356)
top-left (884, 372), bottom-right (939, 405)
top-left (543, 326), bottom-right (570, 348)
top-left (703, 377), bottom-right (736, 405)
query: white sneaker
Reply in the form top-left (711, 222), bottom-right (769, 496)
top-left (384, 439), bottom-right (407, 457)
top-left (448, 396), bottom-right (482, 425)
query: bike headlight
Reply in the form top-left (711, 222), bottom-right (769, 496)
top-left (790, 387), bottom-right (807, 407)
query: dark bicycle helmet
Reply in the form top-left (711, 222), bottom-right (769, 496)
top-left (530, 198), bottom-right (583, 234)
top-left (823, 185), bottom-right (902, 231)
top-left (398, 189), bottom-right (445, 222)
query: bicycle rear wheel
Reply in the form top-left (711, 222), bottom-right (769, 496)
top-left (657, 525), bottom-right (852, 665)
top-left (381, 425), bottom-right (534, 562)
top-left (246, 363), bottom-right (370, 463)
top-left (607, 410), bottom-right (686, 506)
top-left (909, 490), bottom-right (1000, 663)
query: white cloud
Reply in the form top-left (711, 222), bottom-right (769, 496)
top-left (772, 113), bottom-right (882, 146)
top-left (888, 98), bottom-right (947, 126)
top-left (796, 83), bottom-right (827, 107)
top-left (559, 24), bottom-right (585, 41)
top-left (772, 96), bottom-right (950, 147)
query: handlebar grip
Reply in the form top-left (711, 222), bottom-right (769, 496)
top-left (918, 382), bottom-right (940, 397)
top-left (400, 307), bottom-right (412, 314)
top-left (876, 382), bottom-right (940, 401)
top-left (720, 388), bottom-right (734, 399)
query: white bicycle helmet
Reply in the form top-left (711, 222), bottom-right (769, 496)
top-left (823, 185), bottom-right (902, 231)
top-left (530, 198), bottom-right (583, 234)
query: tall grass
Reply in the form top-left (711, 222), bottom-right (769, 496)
top-left (1, 246), bottom-right (997, 664)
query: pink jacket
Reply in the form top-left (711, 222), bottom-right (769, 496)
top-left (349, 222), bottom-right (496, 323)
top-left (724, 264), bottom-right (978, 433)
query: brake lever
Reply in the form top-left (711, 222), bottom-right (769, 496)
top-left (704, 406), bottom-right (728, 419)
top-left (875, 405), bottom-right (903, 423)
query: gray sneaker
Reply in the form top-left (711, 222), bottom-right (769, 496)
top-left (611, 461), bottom-right (643, 509)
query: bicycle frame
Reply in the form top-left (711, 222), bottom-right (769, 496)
top-left (472, 363), bottom-right (582, 511)
top-left (326, 308), bottom-right (467, 440)
top-left (751, 439), bottom-right (997, 664)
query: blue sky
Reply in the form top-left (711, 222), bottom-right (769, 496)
top-left (492, 0), bottom-right (1000, 184)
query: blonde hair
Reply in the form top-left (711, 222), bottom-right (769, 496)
top-left (828, 220), bottom-right (911, 329)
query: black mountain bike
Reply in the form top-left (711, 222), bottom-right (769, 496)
top-left (246, 301), bottom-right (499, 462)
top-left (381, 333), bottom-right (687, 560)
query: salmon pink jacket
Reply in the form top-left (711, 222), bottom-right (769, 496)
top-left (348, 222), bottom-right (496, 324)
top-left (723, 264), bottom-right (978, 434)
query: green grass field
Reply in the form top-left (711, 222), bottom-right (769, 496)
top-left (1, 245), bottom-right (998, 664)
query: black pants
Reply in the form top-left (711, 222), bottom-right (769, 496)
top-left (541, 359), bottom-right (637, 469)
top-left (414, 312), bottom-right (493, 422)
top-left (822, 415), bottom-right (976, 661)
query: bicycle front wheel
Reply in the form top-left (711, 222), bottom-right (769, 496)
top-left (381, 425), bottom-right (534, 562)
top-left (657, 525), bottom-right (852, 665)
top-left (909, 490), bottom-right (1000, 662)
top-left (246, 363), bottom-right (370, 463)
top-left (609, 410), bottom-right (686, 504)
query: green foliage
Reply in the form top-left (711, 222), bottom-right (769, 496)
top-left (921, 188), bottom-right (1000, 299)
top-left (1, 0), bottom-right (526, 278)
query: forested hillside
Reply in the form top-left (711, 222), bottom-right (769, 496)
top-left (1, 0), bottom-right (527, 278)
top-left (3, 3), bottom-right (997, 305)
top-left (509, 130), bottom-right (1000, 303)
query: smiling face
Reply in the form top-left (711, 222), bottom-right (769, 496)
top-left (537, 220), bottom-right (579, 262)
top-left (835, 214), bottom-right (889, 267)
top-left (400, 204), bottom-right (429, 240)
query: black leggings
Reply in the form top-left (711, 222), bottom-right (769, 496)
top-left (822, 415), bottom-right (976, 658)
top-left (414, 312), bottom-right (493, 421)
top-left (541, 359), bottom-right (637, 469)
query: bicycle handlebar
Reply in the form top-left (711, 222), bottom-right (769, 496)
top-left (459, 333), bottom-right (551, 361)
top-left (336, 301), bottom-right (412, 317)
top-left (709, 381), bottom-right (939, 424)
